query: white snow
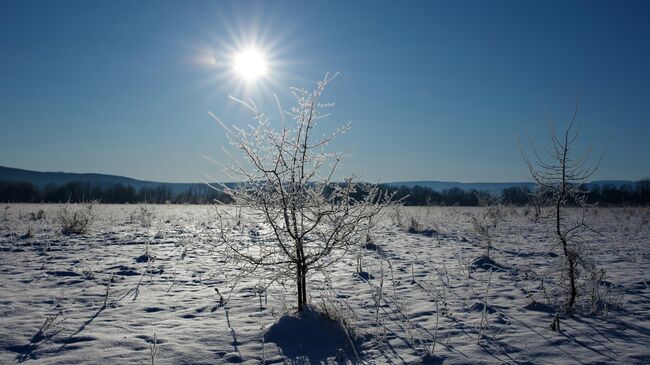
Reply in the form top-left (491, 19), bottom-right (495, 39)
top-left (1, 204), bottom-right (649, 364)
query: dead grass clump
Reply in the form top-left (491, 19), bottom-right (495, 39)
top-left (29, 209), bottom-right (46, 221)
top-left (130, 204), bottom-right (154, 227)
top-left (2, 204), bottom-right (10, 221)
top-left (57, 203), bottom-right (94, 235)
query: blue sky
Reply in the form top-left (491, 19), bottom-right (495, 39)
top-left (1, 0), bottom-right (648, 183)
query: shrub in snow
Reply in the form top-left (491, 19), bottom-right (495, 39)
top-left (129, 204), bottom-right (154, 227)
top-left (56, 202), bottom-right (95, 235)
top-left (469, 194), bottom-right (504, 259)
top-left (1, 204), bottom-right (9, 221)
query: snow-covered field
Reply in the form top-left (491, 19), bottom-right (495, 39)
top-left (1, 204), bottom-right (649, 364)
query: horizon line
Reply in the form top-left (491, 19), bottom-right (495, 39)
top-left (0, 164), bottom-right (643, 186)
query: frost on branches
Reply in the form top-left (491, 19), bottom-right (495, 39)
top-left (520, 105), bottom-right (605, 315)
top-left (209, 74), bottom-right (395, 311)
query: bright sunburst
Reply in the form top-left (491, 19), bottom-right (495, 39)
top-left (232, 48), bottom-right (268, 81)
top-left (190, 20), bottom-right (289, 97)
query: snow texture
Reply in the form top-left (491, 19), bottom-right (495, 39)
top-left (1, 204), bottom-right (649, 364)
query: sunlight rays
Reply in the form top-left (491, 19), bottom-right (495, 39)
top-left (185, 10), bottom-right (296, 103)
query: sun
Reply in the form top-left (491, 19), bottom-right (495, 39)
top-left (232, 48), bottom-right (268, 81)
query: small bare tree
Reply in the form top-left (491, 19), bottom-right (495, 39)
top-left (520, 105), bottom-right (604, 314)
top-left (210, 74), bottom-right (393, 311)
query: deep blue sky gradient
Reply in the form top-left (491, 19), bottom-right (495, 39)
top-left (1, 0), bottom-right (648, 182)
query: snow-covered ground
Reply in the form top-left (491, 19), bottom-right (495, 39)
top-left (1, 204), bottom-right (649, 364)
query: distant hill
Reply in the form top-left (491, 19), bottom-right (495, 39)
top-left (0, 165), bottom-right (209, 193)
top-left (0, 165), bottom-right (639, 194)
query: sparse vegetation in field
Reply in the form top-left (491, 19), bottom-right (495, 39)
top-left (0, 204), bottom-right (648, 364)
top-left (2, 204), bottom-right (10, 222)
top-left (56, 202), bottom-right (95, 235)
top-left (467, 194), bottom-right (504, 260)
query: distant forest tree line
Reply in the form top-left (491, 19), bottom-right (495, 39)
top-left (385, 179), bottom-right (650, 207)
top-left (0, 181), bottom-right (232, 204)
top-left (0, 179), bottom-right (649, 206)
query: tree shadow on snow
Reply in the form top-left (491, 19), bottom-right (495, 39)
top-left (470, 255), bottom-right (508, 272)
top-left (263, 306), bottom-right (361, 363)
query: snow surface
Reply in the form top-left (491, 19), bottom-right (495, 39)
top-left (1, 204), bottom-right (649, 364)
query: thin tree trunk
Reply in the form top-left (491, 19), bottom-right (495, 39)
top-left (557, 175), bottom-right (576, 314)
top-left (301, 265), bottom-right (307, 306)
top-left (295, 237), bottom-right (309, 312)
top-left (567, 254), bottom-right (577, 313)
top-left (295, 239), bottom-right (304, 311)
top-left (296, 262), bottom-right (303, 311)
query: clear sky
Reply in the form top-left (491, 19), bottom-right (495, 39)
top-left (1, 0), bottom-right (648, 183)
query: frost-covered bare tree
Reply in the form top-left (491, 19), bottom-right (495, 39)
top-left (520, 105), bottom-right (604, 314)
top-left (209, 74), bottom-right (394, 311)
